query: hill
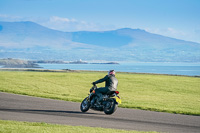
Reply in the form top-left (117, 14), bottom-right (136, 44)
top-left (0, 21), bottom-right (200, 62)
top-left (0, 58), bottom-right (40, 68)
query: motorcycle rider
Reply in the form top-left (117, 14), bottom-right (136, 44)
top-left (92, 70), bottom-right (118, 104)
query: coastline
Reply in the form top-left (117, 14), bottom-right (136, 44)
top-left (1, 59), bottom-right (200, 77)
top-left (0, 68), bottom-right (199, 78)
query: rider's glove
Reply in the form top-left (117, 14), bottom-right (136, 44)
top-left (92, 82), bottom-right (96, 86)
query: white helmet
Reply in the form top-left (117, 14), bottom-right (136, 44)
top-left (108, 70), bottom-right (115, 75)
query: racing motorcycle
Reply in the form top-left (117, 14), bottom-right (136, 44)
top-left (80, 85), bottom-right (121, 115)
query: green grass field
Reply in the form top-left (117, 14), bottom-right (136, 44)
top-left (0, 70), bottom-right (200, 115)
top-left (0, 120), bottom-right (157, 133)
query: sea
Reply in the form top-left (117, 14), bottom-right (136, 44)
top-left (37, 62), bottom-right (200, 76)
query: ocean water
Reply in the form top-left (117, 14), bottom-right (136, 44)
top-left (38, 62), bottom-right (200, 76)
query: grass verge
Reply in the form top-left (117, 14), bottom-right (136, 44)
top-left (0, 120), bottom-right (158, 133)
top-left (0, 70), bottom-right (200, 115)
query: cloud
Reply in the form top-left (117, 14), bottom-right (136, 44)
top-left (42, 16), bottom-right (115, 32)
top-left (41, 16), bottom-right (98, 31)
top-left (145, 27), bottom-right (200, 43)
top-left (0, 14), bottom-right (23, 21)
top-left (0, 14), bottom-right (115, 32)
top-left (145, 27), bottom-right (186, 37)
top-left (49, 16), bottom-right (75, 23)
top-left (145, 27), bottom-right (187, 39)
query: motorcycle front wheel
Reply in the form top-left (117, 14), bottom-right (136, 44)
top-left (80, 97), bottom-right (90, 112)
top-left (104, 98), bottom-right (117, 115)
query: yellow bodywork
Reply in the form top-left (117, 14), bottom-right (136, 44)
top-left (113, 96), bottom-right (122, 104)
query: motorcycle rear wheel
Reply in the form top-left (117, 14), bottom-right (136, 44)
top-left (80, 97), bottom-right (90, 112)
top-left (104, 98), bottom-right (117, 115)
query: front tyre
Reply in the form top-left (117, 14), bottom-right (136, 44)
top-left (104, 98), bottom-right (117, 115)
top-left (80, 97), bottom-right (90, 112)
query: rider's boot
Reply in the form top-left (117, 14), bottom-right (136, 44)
top-left (96, 93), bottom-right (103, 105)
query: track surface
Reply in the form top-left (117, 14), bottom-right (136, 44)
top-left (0, 92), bottom-right (200, 133)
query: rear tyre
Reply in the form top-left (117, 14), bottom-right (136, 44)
top-left (104, 98), bottom-right (117, 115)
top-left (80, 97), bottom-right (90, 112)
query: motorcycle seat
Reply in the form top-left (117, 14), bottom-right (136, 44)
top-left (106, 91), bottom-right (116, 95)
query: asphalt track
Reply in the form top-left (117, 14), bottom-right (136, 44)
top-left (0, 92), bottom-right (200, 133)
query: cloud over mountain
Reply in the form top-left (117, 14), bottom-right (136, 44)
top-left (0, 14), bottom-right (115, 32)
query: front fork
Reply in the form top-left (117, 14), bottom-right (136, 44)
top-left (88, 93), bottom-right (93, 101)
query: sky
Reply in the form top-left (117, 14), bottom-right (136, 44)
top-left (0, 0), bottom-right (200, 43)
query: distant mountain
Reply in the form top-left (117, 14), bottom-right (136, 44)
top-left (0, 21), bottom-right (200, 62)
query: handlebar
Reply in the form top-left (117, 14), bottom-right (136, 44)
top-left (90, 84), bottom-right (97, 93)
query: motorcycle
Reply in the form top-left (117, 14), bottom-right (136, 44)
top-left (80, 85), bottom-right (121, 115)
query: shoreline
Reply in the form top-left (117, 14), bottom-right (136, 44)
top-left (0, 68), bottom-right (199, 78)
